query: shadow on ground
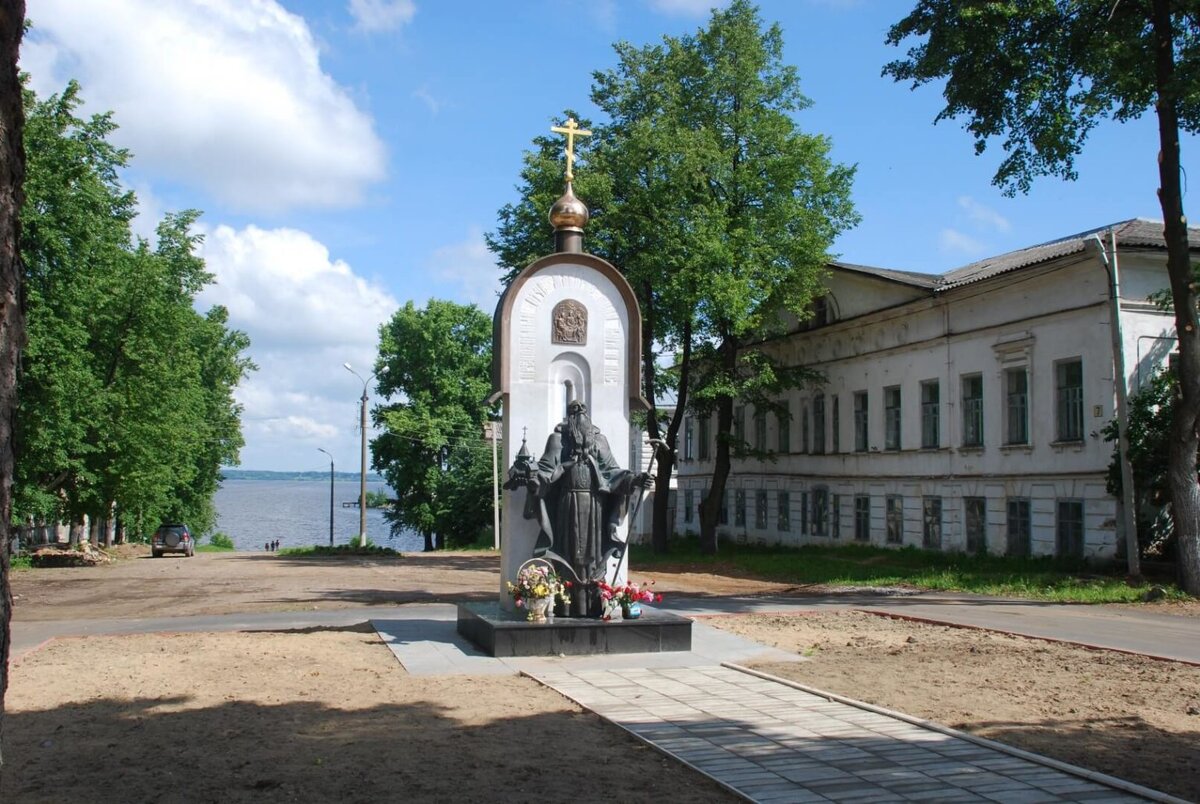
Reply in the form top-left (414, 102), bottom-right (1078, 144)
top-left (1, 693), bottom-right (733, 803)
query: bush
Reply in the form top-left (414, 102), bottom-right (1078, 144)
top-left (209, 532), bottom-right (235, 550)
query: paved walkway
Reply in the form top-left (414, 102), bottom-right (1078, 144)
top-left (369, 605), bottom-right (1185, 803)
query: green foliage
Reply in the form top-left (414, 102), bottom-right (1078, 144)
top-left (372, 300), bottom-right (494, 550)
top-left (10, 554), bottom-right (31, 570)
top-left (488, 2), bottom-right (858, 551)
top-left (885, 2), bottom-right (1200, 195)
top-left (208, 532), bottom-right (235, 550)
top-left (14, 80), bottom-right (253, 538)
top-left (631, 540), bottom-right (1187, 603)
top-left (1104, 369), bottom-right (1188, 557)
top-left (364, 490), bottom-right (391, 509)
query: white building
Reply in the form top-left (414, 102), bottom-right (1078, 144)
top-left (675, 219), bottom-right (1197, 561)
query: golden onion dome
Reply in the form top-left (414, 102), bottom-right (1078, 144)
top-left (548, 181), bottom-right (589, 232)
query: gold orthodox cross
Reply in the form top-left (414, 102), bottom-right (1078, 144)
top-left (550, 117), bottom-right (592, 181)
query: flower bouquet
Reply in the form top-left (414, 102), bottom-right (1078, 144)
top-left (597, 580), bottom-right (662, 620)
top-left (506, 560), bottom-right (570, 622)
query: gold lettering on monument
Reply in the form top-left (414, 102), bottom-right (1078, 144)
top-left (552, 299), bottom-right (587, 345)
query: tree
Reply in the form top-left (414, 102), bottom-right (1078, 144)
top-left (1104, 368), bottom-right (1188, 558)
top-left (373, 300), bottom-right (494, 550)
top-left (884, 1), bottom-right (1200, 593)
top-left (0, 0), bottom-right (22, 778)
top-left (15, 81), bottom-right (252, 541)
top-left (489, 1), bottom-right (858, 555)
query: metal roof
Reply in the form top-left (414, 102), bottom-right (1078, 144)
top-left (832, 219), bottom-right (1196, 294)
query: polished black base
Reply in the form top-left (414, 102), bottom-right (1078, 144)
top-left (457, 601), bottom-right (692, 657)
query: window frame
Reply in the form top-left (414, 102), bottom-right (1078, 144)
top-left (920, 380), bottom-right (940, 449)
top-left (885, 495), bottom-right (903, 544)
top-left (853, 391), bottom-right (869, 452)
top-left (922, 496), bottom-right (942, 549)
top-left (853, 495), bottom-right (870, 542)
top-left (961, 374), bottom-right (984, 447)
top-left (812, 393), bottom-right (826, 455)
top-left (884, 386), bottom-right (902, 451)
top-left (1004, 368), bottom-right (1029, 445)
top-left (1055, 359), bottom-right (1084, 442)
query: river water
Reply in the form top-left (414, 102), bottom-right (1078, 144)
top-left (213, 478), bottom-right (423, 552)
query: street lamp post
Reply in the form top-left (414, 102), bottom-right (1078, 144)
top-left (344, 363), bottom-right (387, 548)
top-left (317, 448), bottom-right (334, 548)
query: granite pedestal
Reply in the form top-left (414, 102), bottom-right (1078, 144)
top-left (457, 602), bottom-right (692, 657)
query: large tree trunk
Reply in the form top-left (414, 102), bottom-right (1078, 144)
top-left (0, 0), bottom-right (24, 781)
top-left (699, 338), bottom-right (738, 554)
top-left (1152, 0), bottom-right (1200, 595)
top-left (422, 529), bottom-right (434, 552)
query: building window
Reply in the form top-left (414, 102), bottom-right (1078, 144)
top-left (812, 488), bottom-right (828, 536)
top-left (778, 491), bottom-right (790, 532)
top-left (777, 401), bottom-right (790, 453)
top-left (812, 393), bottom-right (826, 454)
top-left (1006, 498), bottom-right (1031, 557)
top-left (801, 402), bottom-right (810, 453)
top-left (697, 415), bottom-right (710, 461)
top-left (920, 380), bottom-right (939, 449)
top-left (754, 408), bottom-right (767, 452)
top-left (884, 386), bottom-right (902, 450)
top-left (962, 374), bottom-right (983, 447)
top-left (1005, 368), bottom-right (1029, 445)
top-left (801, 491), bottom-right (809, 534)
top-left (965, 497), bottom-right (987, 554)
top-left (735, 489), bottom-right (746, 527)
top-left (683, 489), bottom-right (694, 524)
top-left (1057, 499), bottom-right (1084, 559)
top-left (831, 494), bottom-right (841, 538)
top-left (831, 395), bottom-right (840, 453)
top-left (886, 495), bottom-right (903, 544)
top-left (922, 496), bottom-right (942, 549)
top-left (718, 489), bottom-right (728, 525)
top-left (1056, 359), bottom-right (1084, 442)
top-left (854, 391), bottom-right (868, 452)
top-left (734, 406), bottom-right (746, 446)
top-left (854, 495), bottom-right (871, 541)
top-left (683, 416), bottom-right (694, 461)
top-left (755, 490), bottom-right (768, 529)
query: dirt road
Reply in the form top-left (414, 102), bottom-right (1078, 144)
top-left (6, 547), bottom-right (1199, 802)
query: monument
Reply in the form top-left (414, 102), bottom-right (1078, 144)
top-left (456, 117), bottom-right (691, 656)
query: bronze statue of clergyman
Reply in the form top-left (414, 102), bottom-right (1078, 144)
top-left (507, 400), bottom-right (649, 617)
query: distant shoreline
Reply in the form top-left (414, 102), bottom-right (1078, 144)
top-left (220, 469), bottom-right (386, 483)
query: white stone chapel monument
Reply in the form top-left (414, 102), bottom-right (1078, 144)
top-left (487, 119), bottom-right (650, 616)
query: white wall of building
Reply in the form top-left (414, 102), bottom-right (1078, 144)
top-left (675, 245), bottom-right (1178, 563)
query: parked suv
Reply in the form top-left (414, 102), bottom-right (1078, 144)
top-left (152, 523), bottom-right (194, 558)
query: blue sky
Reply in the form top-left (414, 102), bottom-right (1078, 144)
top-left (20, 0), bottom-right (1197, 470)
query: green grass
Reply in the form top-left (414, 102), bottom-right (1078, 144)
top-left (195, 544), bottom-right (235, 553)
top-left (277, 543), bottom-right (402, 558)
top-left (629, 540), bottom-right (1189, 603)
top-left (10, 554), bottom-right (32, 570)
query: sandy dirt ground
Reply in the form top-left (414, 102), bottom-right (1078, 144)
top-left (707, 611), bottom-right (1200, 802)
top-left (6, 548), bottom-right (1199, 802)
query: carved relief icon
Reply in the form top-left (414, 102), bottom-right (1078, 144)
top-left (552, 299), bottom-right (587, 345)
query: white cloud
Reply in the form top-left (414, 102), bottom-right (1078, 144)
top-left (348, 0), bottom-right (417, 32)
top-left (430, 227), bottom-right (503, 310)
top-left (24, 0), bottom-right (387, 213)
top-left (412, 84), bottom-right (442, 115)
top-left (939, 228), bottom-right (986, 257)
top-left (957, 196), bottom-right (1011, 233)
top-left (195, 223), bottom-right (397, 469)
top-left (646, 0), bottom-right (726, 15)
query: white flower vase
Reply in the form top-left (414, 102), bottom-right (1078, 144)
top-left (526, 595), bottom-right (553, 623)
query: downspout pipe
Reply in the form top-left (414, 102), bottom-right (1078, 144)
top-left (1087, 231), bottom-right (1141, 578)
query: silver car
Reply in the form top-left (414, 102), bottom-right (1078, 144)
top-left (152, 523), bottom-right (195, 558)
